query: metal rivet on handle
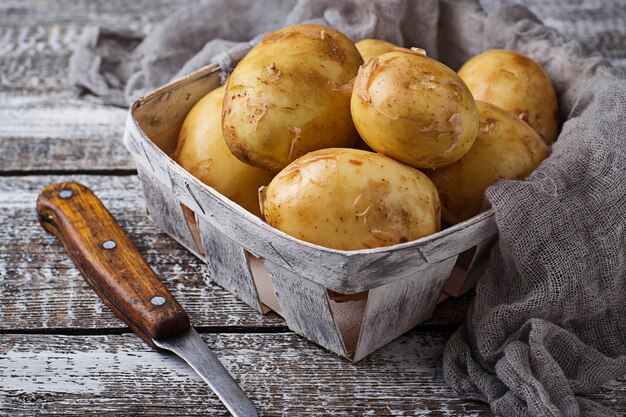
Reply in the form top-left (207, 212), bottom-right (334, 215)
top-left (151, 296), bottom-right (166, 306)
top-left (102, 240), bottom-right (117, 250)
top-left (59, 189), bottom-right (73, 199)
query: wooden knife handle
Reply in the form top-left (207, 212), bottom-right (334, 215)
top-left (36, 181), bottom-right (191, 348)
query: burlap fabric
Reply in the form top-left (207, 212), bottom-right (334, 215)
top-left (69, 1), bottom-right (626, 416)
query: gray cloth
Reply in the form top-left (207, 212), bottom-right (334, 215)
top-left (68, 0), bottom-right (626, 106)
top-left (69, 0), bottom-right (438, 106)
top-left (69, 1), bottom-right (626, 416)
top-left (479, 0), bottom-right (626, 74)
top-left (442, 6), bottom-right (626, 417)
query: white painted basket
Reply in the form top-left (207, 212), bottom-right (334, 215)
top-left (123, 64), bottom-right (498, 361)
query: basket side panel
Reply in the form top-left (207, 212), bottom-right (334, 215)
top-left (136, 165), bottom-right (201, 257)
top-left (353, 256), bottom-right (458, 362)
top-left (265, 261), bottom-right (348, 358)
top-left (196, 217), bottom-right (264, 313)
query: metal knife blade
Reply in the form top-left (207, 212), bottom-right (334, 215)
top-left (154, 328), bottom-right (258, 417)
top-left (36, 182), bottom-right (259, 417)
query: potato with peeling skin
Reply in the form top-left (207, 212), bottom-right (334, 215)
top-left (355, 38), bottom-right (397, 62)
top-left (222, 24), bottom-right (363, 172)
top-left (174, 86), bottom-right (274, 217)
top-left (261, 148), bottom-right (441, 251)
top-left (426, 101), bottom-right (550, 225)
top-left (458, 49), bottom-right (559, 145)
top-left (351, 47), bottom-right (479, 169)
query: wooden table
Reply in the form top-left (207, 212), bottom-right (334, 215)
top-left (2, 1), bottom-right (625, 416)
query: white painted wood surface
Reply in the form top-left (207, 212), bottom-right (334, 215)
top-left (2, 333), bottom-right (625, 416)
top-left (2, 0), bottom-right (625, 415)
top-left (0, 175), bottom-right (285, 331)
top-left (0, 0), bottom-right (197, 172)
top-left (0, 333), bottom-right (503, 416)
top-left (265, 261), bottom-right (348, 358)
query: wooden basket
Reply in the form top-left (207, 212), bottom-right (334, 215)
top-left (123, 64), bottom-right (498, 361)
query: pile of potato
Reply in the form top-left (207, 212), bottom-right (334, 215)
top-left (173, 23), bottom-right (556, 251)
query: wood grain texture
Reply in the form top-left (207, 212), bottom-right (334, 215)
top-left (3, 332), bottom-right (625, 416)
top-left (0, 0), bottom-right (203, 172)
top-left (137, 164), bottom-right (204, 258)
top-left (0, 0), bottom-right (196, 93)
top-left (0, 94), bottom-right (132, 171)
top-left (197, 217), bottom-right (265, 314)
top-left (354, 257), bottom-right (457, 362)
top-left (36, 181), bottom-right (191, 345)
top-left (265, 261), bottom-right (347, 358)
top-left (0, 175), bottom-right (284, 331)
top-left (0, 332), bottom-right (496, 416)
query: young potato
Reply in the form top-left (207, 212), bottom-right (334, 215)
top-left (426, 101), bottom-right (550, 225)
top-left (355, 38), bottom-right (397, 62)
top-left (458, 49), bottom-right (559, 144)
top-left (174, 85), bottom-right (274, 217)
top-left (261, 148), bottom-right (441, 251)
top-left (351, 47), bottom-right (479, 169)
top-left (222, 24), bottom-right (363, 172)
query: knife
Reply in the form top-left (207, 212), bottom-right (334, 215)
top-left (36, 181), bottom-right (258, 417)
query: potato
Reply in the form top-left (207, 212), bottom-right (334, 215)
top-left (426, 101), bottom-right (550, 225)
top-left (355, 38), bottom-right (397, 62)
top-left (261, 148), bottom-right (441, 250)
top-left (458, 49), bottom-right (558, 144)
top-left (174, 86), bottom-right (274, 217)
top-left (222, 24), bottom-right (363, 172)
top-left (351, 47), bottom-right (479, 169)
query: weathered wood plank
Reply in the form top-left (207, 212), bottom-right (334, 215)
top-left (0, 174), bottom-right (472, 331)
top-left (0, 93), bottom-right (132, 171)
top-left (265, 261), bottom-right (347, 358)
top-left (0, 0), bottom-right (199, 171)
top-left (197, 217), bottom-right (265, 313)
top-left (0, 174), bottom-right (283, 330)
top-left (0, 0), bottom-right (194, 26)
top-left (0, 331), bottom-right (498, 416)
top-left (3, 332), bottom-right (625, 416)
top-left (0, 1), bottom-right (196, 92)
top-left (354, 257), bottom-right (457, 361)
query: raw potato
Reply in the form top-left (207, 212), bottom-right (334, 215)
top-left (351, 47), bottom-right (479, 169)
top-left (261, 148), bottom-right (441, 251)
top-left (458, 49), bottom-right (559, 144)
top-left (174, 86), bottom-right (274, 217)
top-left (222, 24), bottom-right (363, 172)
top-left (355, 38), bottom-right (397, 62)
top-left (427, 101), bottom-right (550, 225)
